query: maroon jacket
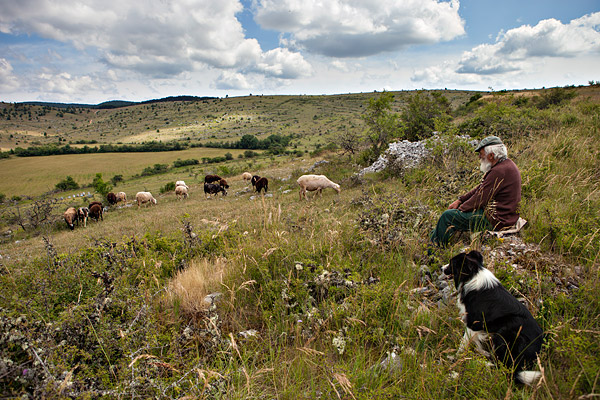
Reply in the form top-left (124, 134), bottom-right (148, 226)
top-left (458, 158), bottom-right (521, 229)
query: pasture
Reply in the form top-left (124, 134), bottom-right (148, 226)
top-left (0, 147), bottom-right (250, 197)
top-left (1, 87), bottom-right (599, 398)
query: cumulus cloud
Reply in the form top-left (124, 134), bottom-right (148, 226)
top-left (0, 58), bottom-right (19, 92)
top-left (255, 48), bottom-right (313, 78)
top-left (457, 12), bottom-right (600, 75)
top-left (214, 71), bottom-right (251, 90)
top-left (254, 0), bottom-right (465, 57)
top-left (0, 0), bottom-right (309, 80)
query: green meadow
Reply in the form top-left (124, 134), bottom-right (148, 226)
top-left (0, 86), bottom-right (599, 399)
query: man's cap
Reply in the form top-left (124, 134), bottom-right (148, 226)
top-left (475, 136), bottom-right (503, 152)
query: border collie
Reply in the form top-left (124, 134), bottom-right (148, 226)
top-left (442, 250), bottom-right (544, 385)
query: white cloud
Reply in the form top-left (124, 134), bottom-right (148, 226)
top-left (214, 71), bottom-right (251, 90)
top-left (254, 0), bottom-right (465, 57)
top-left (255, 48), bottom-right (313, 78)
top-left (457, 12), bottom-right (600, 75)
top-left (0, 0), bottom-right (309, 80)
top-left (0, 58), bottom-right (19, 92)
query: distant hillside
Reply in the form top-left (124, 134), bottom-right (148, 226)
top-left (20, 95), bottom-right (218, 110)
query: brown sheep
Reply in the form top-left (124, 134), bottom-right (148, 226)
top-left (251, 175), bottom-right (261, 188)
top-left (254, 177), bottom-right (268, 194)
top-left (107, 192), bottom-right (117, 205)
top-left (88, 202), bottom-right (103, 221)
top-left (218, 178), bottom-right (229, 189)
top-left (204, 174), bottom-right (222, 184)
top-left (63, 207), bottom-right (77, 230)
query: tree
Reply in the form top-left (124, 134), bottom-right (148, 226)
top-left (92, 173), bottom-right (112, 197)
top-left (401, 91), bottom-right (451, 141)
top-left (361, 91), bottom-right (400, 160)
top-left (240, 134), bottom-right (259, 149)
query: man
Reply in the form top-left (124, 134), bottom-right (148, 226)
top-left (430, 136), bottom-right (521, 247)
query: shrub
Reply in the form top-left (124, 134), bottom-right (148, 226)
top-left (110, 174), bottom-right (123, 186)
top-left (91, 173), bottom-right (112, 196)
top-left (55, 176), bottom-right (79, 191)
top-left (400, 91), bottom-right (451, 141)
top-left (160, 182), bottom-right (176, 194)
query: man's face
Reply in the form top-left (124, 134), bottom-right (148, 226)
top-left (479, 148), bottom-right (494, 173)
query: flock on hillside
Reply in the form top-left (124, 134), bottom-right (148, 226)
top-left (62, 172), bottom-right (341, 230)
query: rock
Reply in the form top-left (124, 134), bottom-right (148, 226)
top-left (203, 292), bottom-right (223, 306)
top-left (238, 329), bottom-right (259, 339)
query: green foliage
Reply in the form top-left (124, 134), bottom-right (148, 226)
top-left (55, 175), bottom-right (80, 191)
top-left (361, 91), bottom-right (400, 161)
top-left (159, 181), bottom-right (176, 194)
top-left (12, 141), bottom-right (188, 157)
top-left (110, 174), bottom-right (123, 186)
top-left (400, 91), bottom-right (451, 141)
top-left (172, 158), bottom-right (199, 168)
top-left (141, 163), bottom-right (169, 176)
top-left (533, 87), bottom-right (577, 109)
top-left (91, 173), bottom-right (112, 196)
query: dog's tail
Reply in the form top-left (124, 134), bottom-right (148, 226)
top-left (516, 370), bottom-right (542, 386)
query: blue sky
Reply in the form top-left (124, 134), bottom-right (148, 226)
top-left (0, 0), bottom-right (598, 103)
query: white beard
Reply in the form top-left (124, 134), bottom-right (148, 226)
top-left (480, 158), bottom-right (492, 174)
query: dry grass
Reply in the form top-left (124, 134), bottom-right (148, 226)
top-left (166, 257), bottom-right (229, 315)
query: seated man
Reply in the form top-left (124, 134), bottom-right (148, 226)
top-left (430, 136), bottom-right (522, 247)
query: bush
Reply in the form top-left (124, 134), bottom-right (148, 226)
top-left (91, 173), bottom-right (112, 197)
top-left (400, 91), bottom-right (451, 141)
top-left (141, 163), bottom-right (169, 176)
top-left (55, 176), bottom-right (79, 191)
top-left (110, 174), bottom-right (124, 186)
top-left (173, 159), bottom-right (199, 168)
top-left (160, 182), bottom-right (176, 194)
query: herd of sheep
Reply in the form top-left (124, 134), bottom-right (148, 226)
top-left (62, 172), bottom-right (341, 230)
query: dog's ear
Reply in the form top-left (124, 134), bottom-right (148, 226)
top-left (465, 250), bottom-right (484, 267)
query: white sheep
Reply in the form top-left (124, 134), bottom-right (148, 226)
top-left (242, 172), bottom-right (252, 181)
top-left (116, 191), bottom-right (127, 205)
top-left (175, 180), bottom-right (189, 189)
top-left (136, 191), bottom-right (157, 208)
top-left (175, 185), bottom-right (189, 200)
top-left (297, 174), bottom-right (341, 200)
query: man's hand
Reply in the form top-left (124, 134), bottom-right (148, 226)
top-left (448, 200), bottom-right (461, 209)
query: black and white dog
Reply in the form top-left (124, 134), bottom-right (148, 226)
top-left (442, 250), bottom-right (544, 385)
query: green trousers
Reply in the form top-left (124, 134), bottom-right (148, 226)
top-left (430, 209), bottom-right (492, 247)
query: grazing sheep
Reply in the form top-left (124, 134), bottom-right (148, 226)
top-left (107, 192), bottom-right (117, 205)
top-left (204, 174), bottom-right (222, 184)
top-left (77, 207), bottom-right (89, 227)
top-left (116, 192), bottom-right (127, 205)
top-left (254, 177), bottom-right (268, 194)
top-left (218, 178), bottom-right (229, 189)
top-left (204, 182), bottom-right (227, 198)
top-left (64, 207), bottom-right (77, 230)
top-left (297, 174), bottom-right (341, 200)
top-left (88, 202), bottom-right (104, 221)
top-left (242, 172), bottom-right (252, 181)
top-left (175, 185), bottom-right (189, 200)
top-left (136, 192), bottom-right (157, 208)
top-left (175, 181), bottom-right (189, 189)
top-left (251, 175), bottom-right (261, 188)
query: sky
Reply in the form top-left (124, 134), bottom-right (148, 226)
top-left (0, 0), bottom-right (598, 104)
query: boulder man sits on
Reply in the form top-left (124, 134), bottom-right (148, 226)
top-left (430, 136), bottom-right (522, 247)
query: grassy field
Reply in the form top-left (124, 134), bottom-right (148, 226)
top-left (1, 86), bottom-right (599, 399)
top-left (0, 147), bottom-right (252, 197)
